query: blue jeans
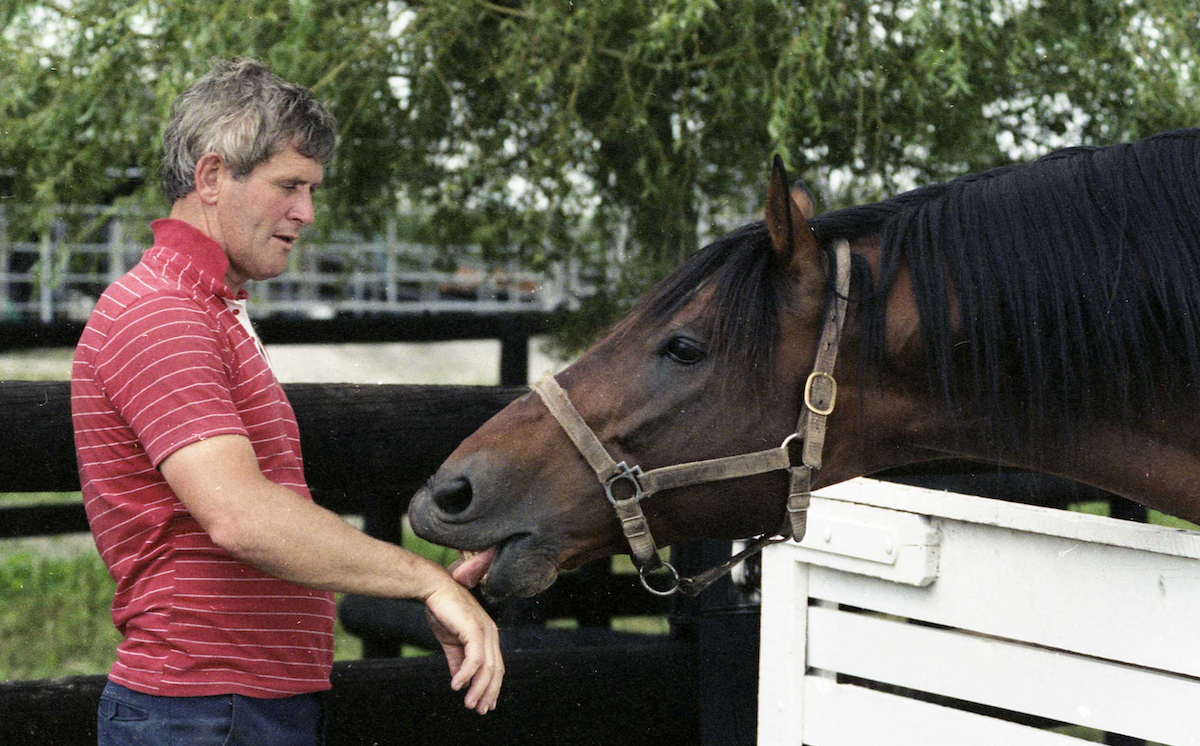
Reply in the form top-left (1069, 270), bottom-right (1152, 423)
top-left (97, 681), bottom-right (326, 746)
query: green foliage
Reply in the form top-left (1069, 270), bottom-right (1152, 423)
top-left (3, 0), bottom-right (1198, 346)
top-left (0, 550), bottom-right (120, 679)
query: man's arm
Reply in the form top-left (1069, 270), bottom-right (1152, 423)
top-left (160, 433), bottom-right (503, 714)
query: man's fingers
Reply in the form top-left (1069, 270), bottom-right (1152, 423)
top-left (441, 643), bottom-right (465, 688)
top-left (480, 651), bottom-right (504, 713)
top-left (461, 636), bottom-right (503, 714)
top-left (424, 581), bottom-right (504, 713)
top-left (461, 644), bottom-right (490, 711)
top-left (451, 639), bottom-right (481, 693)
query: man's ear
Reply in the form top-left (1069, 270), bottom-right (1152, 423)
top-left (193, 152), bottom-right (226, 206)
top-left (764, 155), bottom-right (820, 280)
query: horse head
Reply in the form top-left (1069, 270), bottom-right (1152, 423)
top-left (408, 158), bottom-right (932, 599)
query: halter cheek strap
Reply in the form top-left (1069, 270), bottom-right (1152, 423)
top-left (533, 239), bottom-right (852, 596)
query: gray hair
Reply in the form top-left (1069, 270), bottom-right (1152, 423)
top-left (161, 57), bottom-right (337, 203)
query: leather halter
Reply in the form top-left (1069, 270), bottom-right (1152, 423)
top-left (533, 239), bottom-right (852, 596)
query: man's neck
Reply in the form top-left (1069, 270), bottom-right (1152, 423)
top-left (168, 196), bottom-right (216, 241)
top-left (167, 196), bottom-right (242, 293)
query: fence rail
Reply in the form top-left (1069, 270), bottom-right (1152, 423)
top-left (0, 204), bottom-right (564, 323)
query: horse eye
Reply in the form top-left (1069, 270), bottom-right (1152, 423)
top-left (662, 336), bottom-right (707, 365)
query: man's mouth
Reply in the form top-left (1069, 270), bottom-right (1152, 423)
top-left (273, 234), bottom-right (297, 247)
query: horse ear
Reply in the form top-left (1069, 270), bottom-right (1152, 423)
top-left (765, 155), bottom-right (820, 277)
top-left (790, 179), bottom-right (816, 221)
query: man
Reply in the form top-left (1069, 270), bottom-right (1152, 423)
top-left (72, 58), bottom-right (502, 745)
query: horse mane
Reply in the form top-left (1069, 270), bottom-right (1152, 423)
top-left (816, 127), bottom-right (1200, 440)
top-left (625, 128), bottom-right (1200, 441)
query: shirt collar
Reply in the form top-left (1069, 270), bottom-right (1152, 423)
top-left (149, 218), bottom-right (246, 300)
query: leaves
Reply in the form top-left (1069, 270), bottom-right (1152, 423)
top-left (2, 0), bottom-right (1198, 347)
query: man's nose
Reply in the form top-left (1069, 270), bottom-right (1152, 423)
top-left (290, 192), bottom-right (315, 226)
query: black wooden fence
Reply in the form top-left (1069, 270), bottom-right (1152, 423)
top-left (0, 380), bottom-right (709, 746)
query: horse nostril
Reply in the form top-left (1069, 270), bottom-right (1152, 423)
top-left (431, 477), bottom-right (474, 517)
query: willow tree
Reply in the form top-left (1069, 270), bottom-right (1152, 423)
top-left (0, 1), bottom-right (404, 219)
top-left (2, 0), bottom-right (1198, 337)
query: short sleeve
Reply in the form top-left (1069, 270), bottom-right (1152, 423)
top-left (94, 293), bottom-right (249, 466)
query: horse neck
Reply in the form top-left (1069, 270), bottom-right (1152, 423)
top-left (891, 410), bottom-right (1200, 526)
top-left (834, 238), bottom-right (1200, 524)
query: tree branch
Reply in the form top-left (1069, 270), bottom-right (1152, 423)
top-left (472, 0), bottom-right (535, 21)
top-left (598, 46), bottom-right (747, 73)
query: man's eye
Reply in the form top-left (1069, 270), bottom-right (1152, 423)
top-left (662, 336), bottom-right (706, 365)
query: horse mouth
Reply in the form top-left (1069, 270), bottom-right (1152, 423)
top-left (435, 531), bottom-right (561, 601)
top-left (452, 547), bottom-right (497, 588)
top-left (480, 535), bottom-right (561, 600)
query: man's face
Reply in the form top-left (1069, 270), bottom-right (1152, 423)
top-left (215, 145), bottom-right (324, 290)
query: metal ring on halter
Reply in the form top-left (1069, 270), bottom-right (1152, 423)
top-left (638, 560), bottom-right (681, 596)
top-left (603, 461), bottom-right (645, 506)
top-left (780, 432), bottom-right (805, 465)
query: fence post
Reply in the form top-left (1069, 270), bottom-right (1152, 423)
top-left (0, 205), bottom-right (9, 318)
top-left (499, 329), bottom-right (530, 387)
top-left (108, 214), bottom-right (125, 284)
top-left (351, 246), bottom-right (365, 309)
top-left (39, 228), bottom-right (53, 323)
top-left (385, 218), bottom-right (398, 310)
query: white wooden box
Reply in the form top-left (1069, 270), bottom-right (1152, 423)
top-left (758, 478), bottom-right (1200, 745)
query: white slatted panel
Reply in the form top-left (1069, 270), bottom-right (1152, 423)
top-left (801, 677), bottom-right (1083, 746)
top-left (805, 509), bottom-right (1200, 677)
top-left (758, 548), bottom-right (809, 745)
top-left (759, 478), bottom-right (1200, 746)
top-left (806, 606), bottom-right (1200, 745)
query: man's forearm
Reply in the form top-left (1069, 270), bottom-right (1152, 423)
top-left (162, 433), bottom-right (451, 601)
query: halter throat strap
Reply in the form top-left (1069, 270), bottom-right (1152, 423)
top-left (532, 239), bottom-right (852, 596)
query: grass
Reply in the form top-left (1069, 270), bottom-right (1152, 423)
top-left (0, 544), bottom-right (369, 680)
top-left (0, 550), bottom-right (122, 679)
top-left (0, 491), bottom-right (82, 506)
top-left (0, 348), bottom-right (74, 382)
top-left (0, 497), bottom-right (372, 681)
top-left (1070, 499), bottom-right (1200, 531)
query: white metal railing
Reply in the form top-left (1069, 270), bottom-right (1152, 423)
top-left (0, 205), bottom-right (564, 323)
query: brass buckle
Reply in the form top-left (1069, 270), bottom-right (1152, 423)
top-left (804, 371), bottom-right (837, 416)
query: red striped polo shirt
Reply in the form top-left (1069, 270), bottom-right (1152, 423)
top-left (71, 218), bottom-right (335, 698)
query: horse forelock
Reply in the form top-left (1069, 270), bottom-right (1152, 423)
top-left (615, 222), bottom-right (792, 395)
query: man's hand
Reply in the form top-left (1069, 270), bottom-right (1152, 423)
top-left (424, 579), bottom-right (504, 715)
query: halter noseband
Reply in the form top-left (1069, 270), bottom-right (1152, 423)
top-left (533, 239), bottom-right (852, 596)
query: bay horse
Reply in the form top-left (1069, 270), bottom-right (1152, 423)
top-left (409, 128), bottom-right (1200, 600)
